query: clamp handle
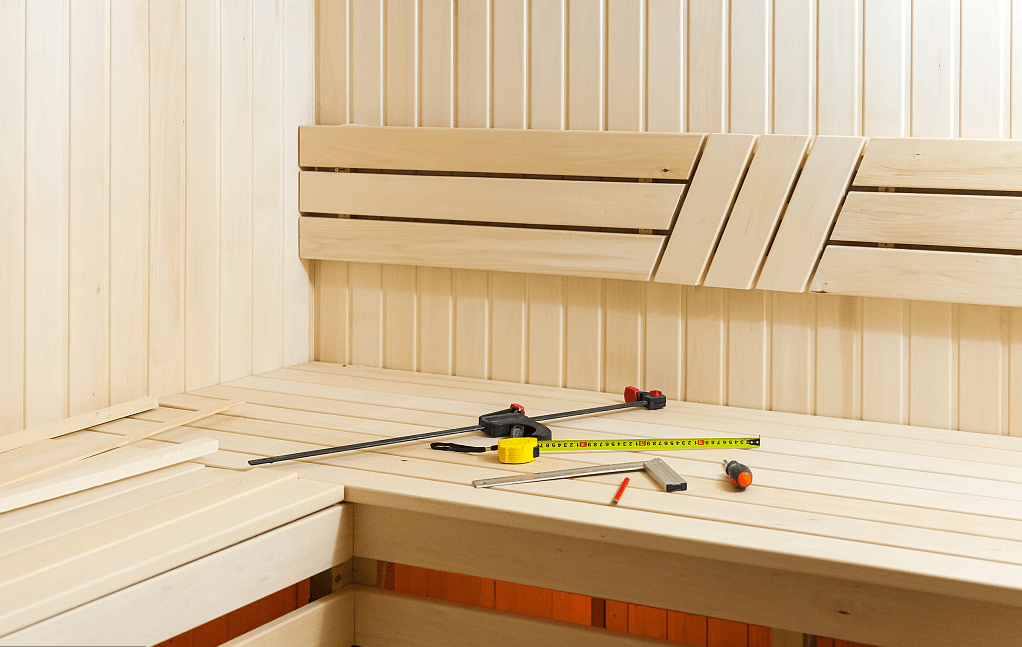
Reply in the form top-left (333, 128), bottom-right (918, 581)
top-left (624, 386), bottom-right (667, 410)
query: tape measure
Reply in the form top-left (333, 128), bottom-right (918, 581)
top-left (433, 435), bottom-right (761, 464)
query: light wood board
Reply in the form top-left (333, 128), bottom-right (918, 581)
top-left (756, 137), bottom-right (866, 292)
top-left (810, 246), bottom-right (1022, 307)
top-left (702, 135), bottom-right (811, 290)
top-left (854, 137), bottom-right (1022, 191)
top-left (219, 585), bottom-right (354, 647)
top-left (832, 192), bottom-right (1022, 249)
top-left (299, 217), bottom-right (664, 281)
top-left (2, 505), bottom-right (352, 646)
top-left (299, 170), bottom-right (683, 230)
top-left (0, 397), bottom-right (158, 455)
top-left (654, 134), bottom-right (757, 285)
top-left (299, 125), bottom-right (705, 180)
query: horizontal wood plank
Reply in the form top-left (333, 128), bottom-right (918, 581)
top-left (2, 505), bottom-right (352, 647)
top-left (220, 585), bottom-right (355, 647)
top-left (703, 135), bottom-right (811, 290)
top-left (0, 397), bottom-right (158, 455)
top-left (854, 137), bottom-right (1022, 191)
top-left (353, 585), bottom-right (675, 647)
top-left (655, 134), bottom-right (757, 285)
top-left (299, 125), bottom-right (706, 180)
top-left (810, 246), bottom-right (1022, 307)
top-left (833, 192), bottom-right (1022, 249)
top-left (299, 217), bottom-right (664, 281)
top-left (299, 171), bottom-right (683, 230)
top-left (756, 136), bottom-right (866, 292)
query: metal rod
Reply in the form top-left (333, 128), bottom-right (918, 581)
top-left (248, 400), bottom-right (649, 466)
top-left (472, 461), bottom-right (649, 489)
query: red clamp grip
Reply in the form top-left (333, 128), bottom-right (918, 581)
top-left (623, 387), bottom-right (666, 410)
top-left (510, 403), bottom-right (525, 413)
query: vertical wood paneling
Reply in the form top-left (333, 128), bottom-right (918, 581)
top-left (605, 0), bottom-right (642, 132)
top-left (185, 0), bottom-right (220, 391)
top-left (727, 291), bottom-right (769, 410)
top-left (604, 280), bottom-right (643, 396)
top-left (772, 0), bottom-right (812, 135)
top-left (687, 0), bottom-right (726, 132)
top-left (351, 0), bottom-right (383, 126)
top-left (816, 0), bottom-right (861, 135)
top-left (351, 263), bottom-right (384, 367)
top-left (960, 0), bottom-right (1009, 138)
top-left (911, 0), bottom-right (957, 137)
top-left (454, 269), bottom-right (489, 379)
top-left (283, 0), bottom-right (316, 367)
top-left (645, 283), bottom-right (684, 401)
top-left (815, 294), bottom-right (861, 419)
top-left (861, 298), bottom-right (908, 425)
top-left (0, 0), bottom-right (27, 433)
top-left (421, 0), bottom-right (453, 127)
top-left (771, 292), bottom-right (814, 415)
top-left (686, 287), bottom-right (726, 405)
top-left (383, 265), bottom-right (417, 371)
top-left (252, 0), bottom-right (286, 375)
top-left (418, 266), bottom-right (453, 375)
top-left (958, 305), bottom-right (1006, 434)
top-left (69, 0), bottom-right (110, 416)
top-left (220, 0), bottom-right (255, 382)
top-left (25, 0), bottom-right (70, 427)
top-left (386, 0), bottom-right (416, 127)
top-left (646, 0), bottom-right (683, 133)
top-left (908, 302), bottom-right (955, 429)
top-left (566, 0), bottom-right (602, 130)
top-left (530, 0), bottom-right (564, 130)
top-left (564, 277), bottom-right (602, 391)
top-left (456, 0), bottom-right (488, 128)
top-left (493, 0), bottom-right (526, 129)
top-left (316, 0), bottom-right (348, 124)
top-left (1011, 309), bottom-right (1022, 437)
top-left (490, 273), bottom-right (526, 383)
top-left (527, 275), bottom-right (564, 388)
top-left (148, 0), bottom-right (186, 401)
top-left (729, 0), bottom-right (769, 134)
top-left (316, 261), bottom-right (350, 364)
top-left (863, 0), bottom-right (909, 136)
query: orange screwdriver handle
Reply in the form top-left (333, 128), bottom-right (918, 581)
top-left (723, 460), bottom-right (753, 490)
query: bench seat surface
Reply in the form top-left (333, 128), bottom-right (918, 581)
top-left (64, 363), bottom-right (1022, 646)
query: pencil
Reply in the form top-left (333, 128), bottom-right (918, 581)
top-left (610, 477), bottom-right (630, 505)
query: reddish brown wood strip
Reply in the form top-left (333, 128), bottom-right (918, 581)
top-left (628, 604), bottom-right (667, 639)
top-left (606, 600), bottom-right (629, 631)
top-left (708, 617), bottom-right (748, 647)
top-left (748, 624), bottom-right (771, 647)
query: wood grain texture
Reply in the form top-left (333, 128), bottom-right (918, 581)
top-left (299, 218), bottom-right (664, 281)
top-left (299, 170), bottom-right (683, 229)
top-left (703, 135), bottom-right (811, 290)
top-left (0, 397), bottom-right (157, 455)
top-left (811, 246), bottom-right (1022, 308)
top-left (300, 126), bottom-right (705, 179)
top-left (757, 137), bottom-right (866, 292)
top-left (854, 137), bottom-right (1022, 190)
top-left (655, 134), bottom-right (757, 285)
top-left (832, 192), bottom-right (1022, 249)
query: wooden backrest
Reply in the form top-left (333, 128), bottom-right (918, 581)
top-left (811, 138), bottom-right (1022, 307)
top-left (299, 127), bottom-right (1022, 308)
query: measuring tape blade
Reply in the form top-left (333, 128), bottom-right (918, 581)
top-left (536, 436), bottom-right (760, 453)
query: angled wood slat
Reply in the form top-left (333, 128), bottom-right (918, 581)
top-left (832, 192), bottom-right (1022, 249)
top-left (854, 137), bottom-right (1022, 191)
top-left (811, 246), bottom-right (1022, 307)
top-left (756, 136), bottom-right (866, 292)
top-left (299, 126), bottom-right (706, 180)
top-left (0, 396), bottom-right (158, 455)
top-left (299, 217), bottom-right (664, 281)
top-left (299, 171), bottom-right (683, 230)
top-left (703, 135), bottom-right (811, 290)
top-left (654, 134), bottom-right (757, 285)
top-left (0, 438), bottom-right (219, 515)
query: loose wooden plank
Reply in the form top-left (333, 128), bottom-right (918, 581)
top-left (757, 137), bottom-right (867, 292)
top-left (0, 401), bottom-right (240, 489)
top-left (3, 506), bottom-right (352, 647)
top-left (832, 192), bottom-right (1022, 249)
top-left (299, 171), bottom-right (683, 230)
top-left (655, 134), bottom-right (756, 285)
top-left (0, 438), bottom-right (218, 515)
top-left (299, 126), bottom-right (705, 180)
top-left (703, 135), bottom-right (811, 290)
top-left (299, 218), bottom-right (664, 281)
top-left (353, 586), bottom-right (679, 647)
top-left (0, 473), bottom-right (343, 635)
top-left (854, 137), bottom-right (1022, 191)
top-left (0, 396), bottom-right (158, 455)
top-left (810, 246), bottom-right (1022, 308)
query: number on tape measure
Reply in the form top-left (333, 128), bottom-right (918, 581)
top-left (537, 437), bottom-right (760, 452)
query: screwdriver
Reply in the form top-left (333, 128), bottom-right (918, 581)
top-left (723, 459), bottom-right (753, 490)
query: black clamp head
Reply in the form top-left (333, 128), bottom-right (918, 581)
top-left (624, 387), bottom-right (667, 410)
top-left (479, 406), bottom-right (552, 440)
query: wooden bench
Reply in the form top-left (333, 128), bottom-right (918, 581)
top-left (6, 364), bottom-right (1020, 646)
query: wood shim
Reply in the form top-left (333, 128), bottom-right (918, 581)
top-left (0, 438), bottom-right (219, 515)
top-left (0, 400), bottom-right (243, 490)
top-left (0, 397), bottom-right (159, 455)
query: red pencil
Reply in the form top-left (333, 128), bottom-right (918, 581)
top-left (610, 477), bottom-right (630, 505)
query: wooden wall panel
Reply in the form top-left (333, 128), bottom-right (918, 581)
top-left (0, 0), bottom-right (315, 435)
top-left (301, 0), bottom-right (1021, 439)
